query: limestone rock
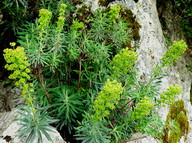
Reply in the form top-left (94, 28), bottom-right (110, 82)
top-left (84, 0), bottom-right (99, 11)
top-left (86, 0), bottom-right (192, 142)
top-left (122, 0), bottom-right (192, 142)
top-left (0, 81), bottom-right (23, 112)
top-left (0, 110), bottom-right (66, 143)
top-left (127, 133), bottom-right (156, 143)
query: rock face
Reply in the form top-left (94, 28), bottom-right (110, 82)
top-left (121, 0), bottom-right (192, 142)
top-left (0, 110), bottom-right (66, 143)
top-left (0, 81), bottom-right (23, 112)
top-left (86, 0), bottom-right (192, 142)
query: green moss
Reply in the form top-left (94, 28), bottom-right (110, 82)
top-left (74, 5), bottom-right (93, 27)
top-left (71, 0), bottom-right (83, 5)
top-left (162, 100), bottom-right (190, 143)
top-left (120, 9), bottom-right (141, 41)
top-left (98, 0), bottom-right (115, 7)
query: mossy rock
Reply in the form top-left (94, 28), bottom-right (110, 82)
top-left (162, 100), bottom-right (190, 143)
top-left (120, 9), bottom-right (141, 41)
top-left (98, 0), bottom-right (116, 7)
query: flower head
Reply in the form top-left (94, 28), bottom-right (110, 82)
top-left (10, 42), bottom-right (16, 47)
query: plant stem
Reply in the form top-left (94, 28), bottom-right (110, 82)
top-left (117, 99), bottom-right (133, 112)
top-left (28, 92), bottom-right (36, 121)
top-left (126, 101), bottom-right (135, 112)
top-left (68, 62), bottom-right (71, 85)
top-left (77, 59), bottom-right (82, 89)
top-left (121, 101), bottom-right (135, 117)
top-left (37, 65), bottom-right (52, 104)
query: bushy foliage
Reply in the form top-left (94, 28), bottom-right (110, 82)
top-left (3, 1), bottom-right (189, 143)
top-left (75, 40), bottom-right (187, 142)
top-left (15, 106), bottom-right (57, 143)
top-left (75, 114), bottom-right (111, 143)
top-left (52, 86), bottom-right (84, 132)
top-left (1, 0), bottom-right (29, 34)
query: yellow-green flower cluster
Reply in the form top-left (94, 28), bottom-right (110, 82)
top-left (57, 16), bottom-right (65, 33)
top-left (108, 4), bottom-right (122, 21)
top-left (93, 79), bottom-right (123, 120)
top-left (58, 3), bottom-right (67, 17)
top-left (110, 48), bottom-right (137, 78)
top-left (4, 46), bottom-right (31, 85)
top-left (161, 40), bottom-right (187, 67)
top-left (38, 9), bottom-right (52, 36)
top-left (3, 45), bottom-right (34, 100)
top-left (3, 43), bottom-right (33, 98)
top-left (10, 42), bottom-right (16, 47)
top-left (130, 97), bottom-right (154, 120)
top-left (57, 4), bottom-right (67, 33)
top-left (70, 20), bottom-right (85, 31)
top-left (21, 83), bottom-right (34, 98)
top-left (158, 84), bottom-right (182, 106)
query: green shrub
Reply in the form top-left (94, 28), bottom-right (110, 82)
top-left (3, 1), bottom-right (189, 142)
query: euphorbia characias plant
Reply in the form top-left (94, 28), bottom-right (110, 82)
top-left (2, 0), bottom-right (189, 142)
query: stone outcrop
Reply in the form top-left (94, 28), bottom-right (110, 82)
top-left (0, 110), bottom-right (66, 143)
top-left (86, 0), bottom-right (192, 142)
top-left (122, 0), bottom-right (192, 142)
top-left (0, 82), bottom-right (65, 143)
top-left (0, 81), bottom-right (23, 112)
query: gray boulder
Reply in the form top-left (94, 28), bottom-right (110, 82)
top-left (0, 110), bottom-right (66, 143)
